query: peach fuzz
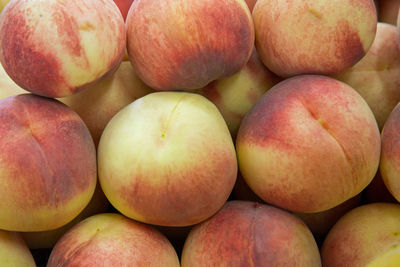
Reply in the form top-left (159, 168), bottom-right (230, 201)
top-left (20, 182), bottom-right (109, 249)
top-left (0, 230), bottom-right (35, 267)
top-left (59, 61), bottom-right (154, 147)
top-left (0, 94), bottom-right (97, 231)
top-left (47, 213), bottom-right (180, 267)
top-left (0, 62), bottom-right (26, 100)
top-left (181, 201), bottom-right (321, 266)
top-left (199, 48), bottom-right (281, 138)
top-left (253, 0), bottom-right (377, 77)
top-left (333, 22), bottom-right (400, 129)
top-left (98, 92), bottom-right (237, 226)
top-left (236, 75), bottom-right (381, 213)
top-left (0, 0), bottom-right (126, 98)
top-left (380, 102), bottom-right (400, 202)
top-left (126, 0), bottom-right (254, 91)
top-left (321, 203), bottom-right (400, 267)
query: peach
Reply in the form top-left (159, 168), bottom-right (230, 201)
top-left (0, 0), bottom-right (126, 98)
top-left (380, 102), bottom-right (400, 202)
top-left (321, 203), bottom-right (400, 266)
top-left (378, 0), bottom-right (400, 24)
top-left (199, 47), bottom-right (281, 138)
top-left (0, 230), bottom-right (35, 266)
top-left (253, 0), bottom-right (377, 77)
top-left (59, 61), bottom-right (154, 147)
top-left (113, 0), bottom-right (134, 20)
top-left (333, 23), bottom-right (400, 129)
top-left (98, 92), bottom-right (237, 226)
top-left (0, 94), bottom-right (97, 231)
top-left (126, 0), bottom-right (254, 91)
top-left (181, 201), bottom-right (321, 266)
top-left (236, 75), bottom-right (381, 213)
top-left (233, 172), bottom-right (362, 243)
top-left (20, 182), bottom-right (109, 249)
top-left (47, 213), bottom-right (180, 266)
top-left (0, 62), bottom-right (26, 100)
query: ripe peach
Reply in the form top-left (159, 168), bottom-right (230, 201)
top-left (380, 102), bottom-right (400, 202)
top-left (0, 230), bottom-right (35, 267)
top-left (47, 213), bottom-right (180, 266)
top-left (98, 92), bottom-right (237, 226)
top-left (236, 75), bottom-right (381, 213)
top-left (0, 94), bottom-right (97, 231)
top-left (0, 0), bottom-right (126, 98)
top-left (59, 61), bottom-right (154, 147)
top-left (20, 182), bottom-right (109, 249)
top-left (126, 0), bottom-right (254, 91)
top-left (253, 0), bottom-right (377, 77)
top-left (333, 22), bottom-right (400, 129)
top-left (321, 203), bottom-right (400, 266)
top-left (200, 47), bottom-right (281, 138)
top-left (181, 201), bottom-right (321, 266)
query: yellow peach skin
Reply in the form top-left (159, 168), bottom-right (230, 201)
top-left (47, 213), bottom-right (180, 266)
top-left (59, 61), bottom-right (154, 147)
top-left (0, 230), bottom-right (35, 267)
top-left (20, 182), bottom-right (109, 249)
top-left (0, 0), bottom-right (126, 98)
top-left (0, 94), bottom-right (97, 231)
top-left (98, 92), bottom-right (237, 226)
top-left (181, 201), bottom-right (321, 266)
top-left (334, 22), bottom-right (400, 129)
top-left (380, 103), bottom-right (400, 202)
top-left (200, 48), bottom-right (281, 138)
top-left (321, 203), bottom-right (400, 267)
top-left (253, 0), bottom-right (377, 77)
top-left (236, 75), bottom-right (381, 213)
top-left (126, 0), bottom-right (254, 91)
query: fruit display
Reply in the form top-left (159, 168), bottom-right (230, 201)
top-left (0, 0), bottom-right (400, 266)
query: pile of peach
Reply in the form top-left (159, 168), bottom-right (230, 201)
top-left (0, 0), bottom-right (400, 266)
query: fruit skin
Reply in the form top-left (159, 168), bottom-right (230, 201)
top-left (20, 182), bottom-right (109, 249)
top-left (236, 75), bottom-right (381, 213)
top-left (0, 94), bottom-right (97, 231)
top-left (126, 0), bottom-right (254, 91)
top-left (380, 102), bottom-right (400, 202)
top-left (98, 92), bottom-right (237, 226)
top-left (0, 0), bottom-right (126, 98)
top-left (0, 0), bottom-right (10, 13)
top-left (333, 22), bottom-right (400, 129)
top-left (0, 230), bottom-right (36, 267)
top-left (253, 0), bottom-right (377, 77)
top-left (113, 0), bottom-right (134, 20)
top-left (59, 61), bottom-right (154, 147)
top-left (181, 200), bottom-right (321, 267)
top-left (47, 213), bottom-right (180, 267)
top-left (321, 203), bottom-right (400, 267)
top-left (200, 47), bottom-right (281, 138)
